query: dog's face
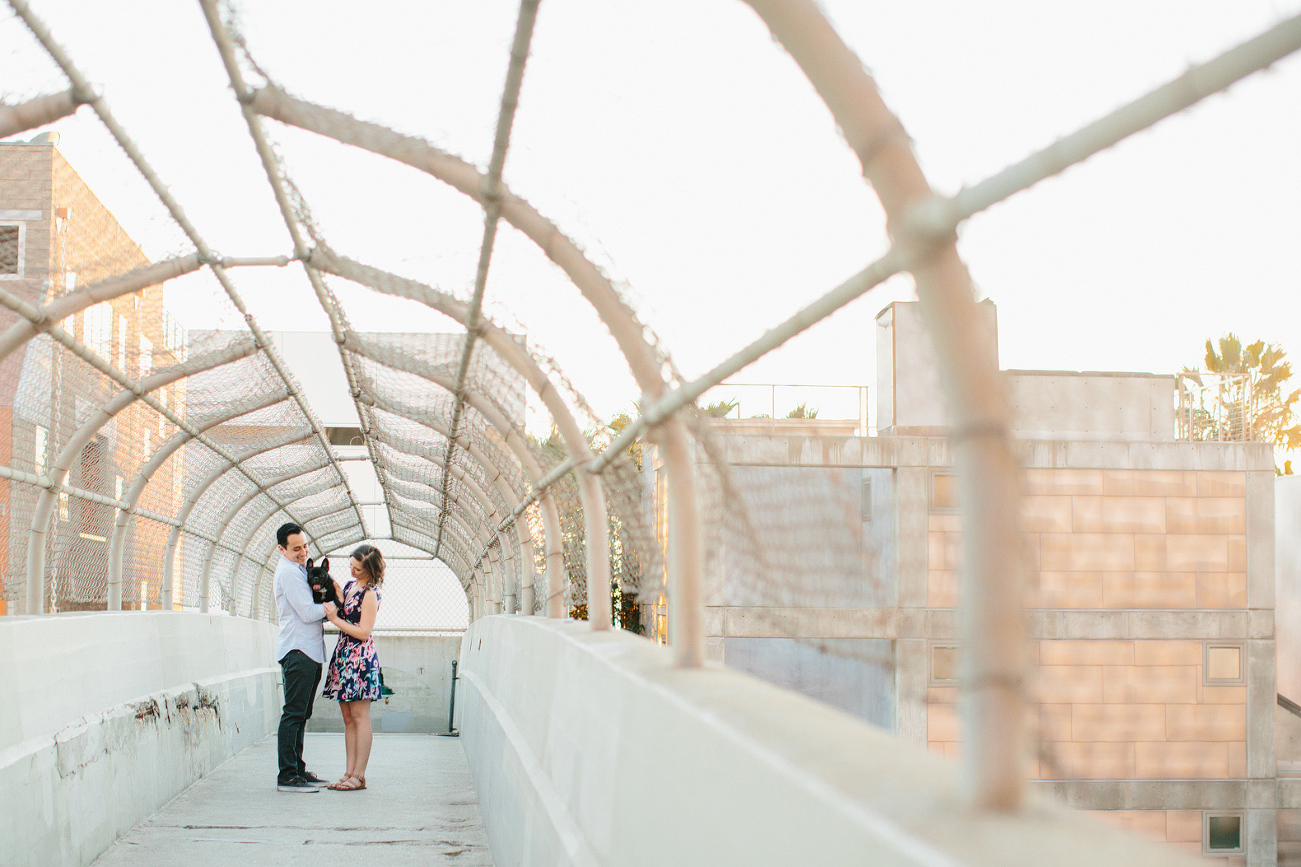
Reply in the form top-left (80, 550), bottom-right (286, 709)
top-left (304, 557), bottom-right (338, 605)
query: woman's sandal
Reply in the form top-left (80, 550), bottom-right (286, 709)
top-left (328, 775), bottom-right (354, 791)
top-left (335, 774), bottom-right (365, 791)
top-left (352, 775), bottom-right (367, 791)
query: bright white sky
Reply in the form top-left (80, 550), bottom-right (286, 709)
top-left (3, 0), bottom-right (1300, 429)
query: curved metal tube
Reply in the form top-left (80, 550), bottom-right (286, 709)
top-left (315, 252), bottom-right (609, 624)
top-left (361, 392), bottom-right (532, 600)
top-left (252, 93), bottom-right (688, 633)
top-left (0, 255), bottom-right (203, 365)
top-left (106, 388), bottom-right (290, 609)
top-left (0, 88), bottom-right (80, 139)
top-left (347, 334), bottom-right (556, 610)
top-left (742, 0), bottom-right (1025, 809)
top-left (198, 463), bottom-right (340, 612)
top-left (25, 341), bottom-right (259, 613)
top-left (159, 427), bottom-right (315, 609)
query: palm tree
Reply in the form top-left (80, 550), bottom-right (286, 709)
top-left (1187, 334), bottom-right (1301, 469)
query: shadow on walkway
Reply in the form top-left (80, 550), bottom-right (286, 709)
top-left (92, 733), bottom-right (492, 865)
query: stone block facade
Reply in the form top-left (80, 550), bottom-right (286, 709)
top-left (690, 427), bottom-right (1277, 863)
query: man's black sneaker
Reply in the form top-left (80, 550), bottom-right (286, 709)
top-left (300, 770), bottom-right (327, 785)
top-left (277, 776), bottom-right (321, 793)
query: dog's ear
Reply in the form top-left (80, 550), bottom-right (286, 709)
top-left (320, 557), bottom-right (329, 572)
top-left (305, 558), bottom-right (314, 570)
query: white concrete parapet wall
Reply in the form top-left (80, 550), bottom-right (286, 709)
top-left (0, 611), bottom-right (280, 867)
top-left (458, 616), bottom-right (1202, 866)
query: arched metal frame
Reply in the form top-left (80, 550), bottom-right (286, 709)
top-left (211, 466), bottom-right (354, 612)
top-left (159, 428), bottom-right (316, 610)
top-left (349, 340), bottom-right (560, 615)
top-left (198, 462), bottom-right (342, 613)
top-left (15, 0), bottom-right (1291, 812)
top-left (106, 387), bottom-right (290, 609)
top-left (361, 395), bottom-right (532, 610)
top-left (314, 250), bottom-right (608, 621)
top-left (9, 0), bottom-right (374, 579)
top-left (25, 340), bottom-right (260, 612)
top-left (255, 91), bottom-right (702, 660)
top-left (0, 255), bottom-right (203, 364)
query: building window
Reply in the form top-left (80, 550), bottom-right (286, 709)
top-left (0, 222), bottom-right (23, 277)
top-left (85, 303), bottom-right (112, 359)
top-left (1203, 812), bottom-right (1243, 856)
top-left (930, 644), bottom-right (959, 685)
top-left (1204, 642), bottom-right (1244, 685)
top-left (162, 308), bottom-right (187, 361)
top-left (139, 335), bottom-right (153, 378)
top-left (931, 471), bottom-right (959, 512)
top-left (34, 424), bottom-right (48, 475)
top-left (861, 477), bottom-right (872, 521)
top-left (117, 314), bottom-right (128, 369)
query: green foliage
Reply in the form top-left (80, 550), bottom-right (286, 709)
top-left (703, 398), bottom-right (739, 419)
top-left (786, 401), bottom-right (819, 419)
top-left (1189, 333), bottom-right (1301, 472)
top-left (529, 412), bottom-right (646, 630)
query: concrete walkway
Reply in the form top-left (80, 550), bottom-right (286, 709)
top-left (92, 733), bottom-right (493, 865)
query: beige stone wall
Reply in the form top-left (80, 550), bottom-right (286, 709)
top-left (1088, 810), bottom-right (1242, 864)
top-left (929, 469), bottom-right (1247, 609)
top-left (928, 469), bottom-right (1251, 784)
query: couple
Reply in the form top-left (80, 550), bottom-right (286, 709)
top-left (273, 522), bottom-right (385, 793)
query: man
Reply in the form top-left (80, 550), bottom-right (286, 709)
top-left (274, 522), bottom-right (336, 792)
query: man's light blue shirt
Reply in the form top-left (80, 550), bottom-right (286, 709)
top-left (274, 555), bottom-right (326, 664)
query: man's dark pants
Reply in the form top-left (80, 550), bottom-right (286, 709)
top-left (278, 650), bottom-right (322, 783)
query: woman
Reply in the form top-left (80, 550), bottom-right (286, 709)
top-left (321, 544), bottom-right (384, 791)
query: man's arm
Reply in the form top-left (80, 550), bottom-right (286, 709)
top-left (279, 564), bottom-right (327, 623)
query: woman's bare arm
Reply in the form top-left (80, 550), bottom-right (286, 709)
top-left (328, 587), bottom-right (378, 642)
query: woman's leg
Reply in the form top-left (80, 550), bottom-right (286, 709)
top-left (340, 701), bottom-right (357, 777)
top-left (352, 700), bottom-right (374, 781)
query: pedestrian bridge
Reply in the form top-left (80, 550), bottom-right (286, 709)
top-left (3, 0), bottom-right (1300, 864)
top-left (5, 610), bottom-right (1193, 866)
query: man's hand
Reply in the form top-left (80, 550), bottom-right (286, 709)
top-left (323, 602), bottom-right (337, 619)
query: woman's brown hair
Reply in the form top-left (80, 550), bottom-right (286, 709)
top-left (350, 544), bottom-right (385, 588)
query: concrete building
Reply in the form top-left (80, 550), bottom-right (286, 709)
top-left (685, 300), bottom-right (1281, 863)
top-left (0, 140), bottom-right (187, 614)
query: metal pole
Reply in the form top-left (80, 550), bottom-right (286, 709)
top-left (447, 659), bottom-right (459, 734)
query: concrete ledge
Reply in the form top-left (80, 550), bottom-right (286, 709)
top-left (459, 615), bottom-right (1200, 866)
top-left (710, 432), bottom-right (1273, 473)
top-left (0, 612), bottom-right (280, 866)
top-left (708, 606), bottom-right (1259, 641)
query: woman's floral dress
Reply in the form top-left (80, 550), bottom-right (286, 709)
top-left (322, 581), bottom-right (382, 702)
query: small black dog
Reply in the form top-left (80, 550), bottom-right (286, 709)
top-left (305, 557), bottom-right (340, 607)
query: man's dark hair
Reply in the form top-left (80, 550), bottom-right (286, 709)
top-left (276, 522), bottom-right (304, 548)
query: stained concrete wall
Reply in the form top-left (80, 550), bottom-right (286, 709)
top-left (308, 633), bottom-right (461, 733)
top-left (1006, 371), bottom-right (1176, 442)
top-left (458, 614), bottom-right (1199, 866)
top-left (1, 611), bottom-right (280, 867)
top-left (1277, 476), bottom-right (1301, 706)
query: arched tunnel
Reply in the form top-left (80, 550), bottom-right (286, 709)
top-left (2, 0), bottom-right (1300, 864)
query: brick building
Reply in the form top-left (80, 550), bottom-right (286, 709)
top-left (0, 139), bottom-right (187, 613)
